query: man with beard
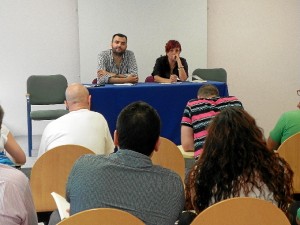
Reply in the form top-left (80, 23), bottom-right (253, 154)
top-left (95, 33), bottom-right (139, 84)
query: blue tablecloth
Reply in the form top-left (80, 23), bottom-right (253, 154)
top-left (88, 81), bottom-right (228, 145)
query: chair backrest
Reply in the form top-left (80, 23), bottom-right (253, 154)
top-left (192, 68), bottom-right (227, 83)
top-left (277, 132), bottom-right (300, 193)
top-left (57, 208), bottom-right (145, 225)
top-left (30, 144), bottom-right (95, 212)
top-left (145, 75), bottom-right (154, 82)
top-left (151, 137), bottom-right (185, 183)
top-left (190, 197), bottom-right (290, 225)
top-left (27, 74), bottom-right (68, 105)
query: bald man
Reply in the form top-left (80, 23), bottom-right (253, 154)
top-left (38, 83), bottom-right (114, 157)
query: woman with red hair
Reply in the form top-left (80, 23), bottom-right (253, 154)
top-left (151, 40), bottom-right (188, 83)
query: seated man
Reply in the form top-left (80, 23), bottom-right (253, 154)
top-left (38, 83), bottom-right (114, 157)
top-left (267, 108), bottom-right (300, 151)
top-left (181, 84), bottom-right (243, 159)
top-left (0, 164), bottom-right (38, 224)
top-left (50, 101), bottom-right (185, 225)
top-left (94, 33), bottom-right (139, 84)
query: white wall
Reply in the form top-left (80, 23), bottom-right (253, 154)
top-left (1, 0), bottom-right (299, 143)
top-left (77, 0), bottom-right (207, 83)
top-left (207, 0), bottom-right (300, 138)
top-left (0, 0), bottom-right (80, 135)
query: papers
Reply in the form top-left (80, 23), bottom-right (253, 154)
top-left (113, 83), bottom-right (135, 86)
top-left (192, 75), bottom-right (207, 83)
top-left (51, 192), bottom-right (70, 219)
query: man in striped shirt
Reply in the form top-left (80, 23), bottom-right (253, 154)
top-left (181, 84), bottom-right (243, 159)
top-left (96, 33), bottom-right (138, 84)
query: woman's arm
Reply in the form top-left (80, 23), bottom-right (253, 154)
top-left (5, 132), bottom-right (26, 165)
top-left (176, 56), bottom-right (188, 81)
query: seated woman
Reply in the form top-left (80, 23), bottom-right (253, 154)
top-left (184, 107), bottom-right (293, 223)
top-left (0, 105), bottom-right (26, 167)
top-left (151, 40), bottom-right (188, 83)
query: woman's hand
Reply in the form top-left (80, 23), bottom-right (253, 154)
top-left (170, 74), bottom-right (178, 83)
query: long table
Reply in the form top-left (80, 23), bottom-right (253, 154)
top-left (88, 81), bottom-right (228, 145)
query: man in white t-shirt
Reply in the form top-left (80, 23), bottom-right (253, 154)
top-left (38, 83), bottom-right (114, 157)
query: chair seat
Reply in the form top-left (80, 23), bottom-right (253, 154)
top-left (30, 109), bottom-right (68, 120)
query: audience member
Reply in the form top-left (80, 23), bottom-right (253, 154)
top-left (267, 108), bottom-right (300, 151)
top-left (181, 84), bottom-right (243, 159)
top-left (38, 83), bottom-right (114, 157)
top-left (151, 40), bottom-right (188, 83)
top-left (0, 105), bottom-right (26, 166)
top-left (94, 33), bottom-right (138, 84)
top-left (49, 101), bottom-right (185, 225)
top-left (0, 164), bottom-right (38, 225)
top-left (182, 107), bottom-right (293, 224)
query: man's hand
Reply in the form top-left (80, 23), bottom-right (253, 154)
top-left (126, 75), bottom-right (138, 83)
top-left (97, 69), bottom-right (116, 78)
top-left (97, 69), bottom-right (105, 78)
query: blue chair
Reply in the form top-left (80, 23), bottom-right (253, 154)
top-left (26, 75), bottom-right (68, 156)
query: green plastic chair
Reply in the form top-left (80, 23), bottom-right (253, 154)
top-left (26, 74), bottom-right (68, 156)
top-left (192, 68), bottom-right (227, 83)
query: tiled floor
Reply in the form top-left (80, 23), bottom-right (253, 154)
top-left (15, 135), bottom-right (41, 168)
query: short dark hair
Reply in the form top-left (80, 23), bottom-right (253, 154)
top-left (116, 101), bottom-right (161, 156)
top-left (197, 84), bottom-right (219, 98)
top-left (112, 33), bottom-right (127, 43)
top-left (0, 105), bottom-right (4, 127)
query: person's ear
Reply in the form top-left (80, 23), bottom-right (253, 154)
top-left (153, 137), bottom-right (161, 152)
top-left (88, 95), bottom-right (91, 110)
top-left (64, 100), bottom-right (69, 110)
top-left (113, 130), bottom-right (119, 146)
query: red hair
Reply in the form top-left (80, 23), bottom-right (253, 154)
top-left (165, 40), bottom-right (181, 53)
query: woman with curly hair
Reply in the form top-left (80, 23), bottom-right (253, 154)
top-left (184, 107), bottom-right (293, 221)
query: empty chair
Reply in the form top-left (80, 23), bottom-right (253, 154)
top-left (151, 137), bottom-right (185, 183)
top-left (192, 68), bottom-right (227, 83)
top-left (190, 197), bottom-right (290, 225)
top-left (30, 145), bottom-right (95, 213)
top-left (57, 208), bottom-right (145, 225)
top-left (277, 132), bottom-right (300, 194)
top-left (26, 74), bottom-right (68, 156)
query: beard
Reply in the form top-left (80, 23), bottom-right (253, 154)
top-left (112, 47), bottom-right (125, 56)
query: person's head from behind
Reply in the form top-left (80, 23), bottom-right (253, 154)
top-left (186, 107), bottom-right (293, 213)
top-left (0, 105), bottom-right (4, 128)
top-left (115, 101), bottom-right (161, 156)
top-left (111, 33), bottom-right (127, 56)
top-left (197, 84), bottom-right (219, 98)
top-left (165, 40), bottom-right (181, 61)
top-left (65, 83), bottom-right (91, 111)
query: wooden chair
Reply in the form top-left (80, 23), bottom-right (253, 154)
top-left (151, 137), bottom-right (185, 183)
top-left (57, 208), bottom-right (145, 225)
top-left (190, 197), bottom-right (290, 225)
top-left (30, 144), bottom-right (95, 213)
top-left (277, 132), bottom-right (300, 193)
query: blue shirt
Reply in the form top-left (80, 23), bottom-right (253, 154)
top-left (66, 149), bottom-right (184, 225)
